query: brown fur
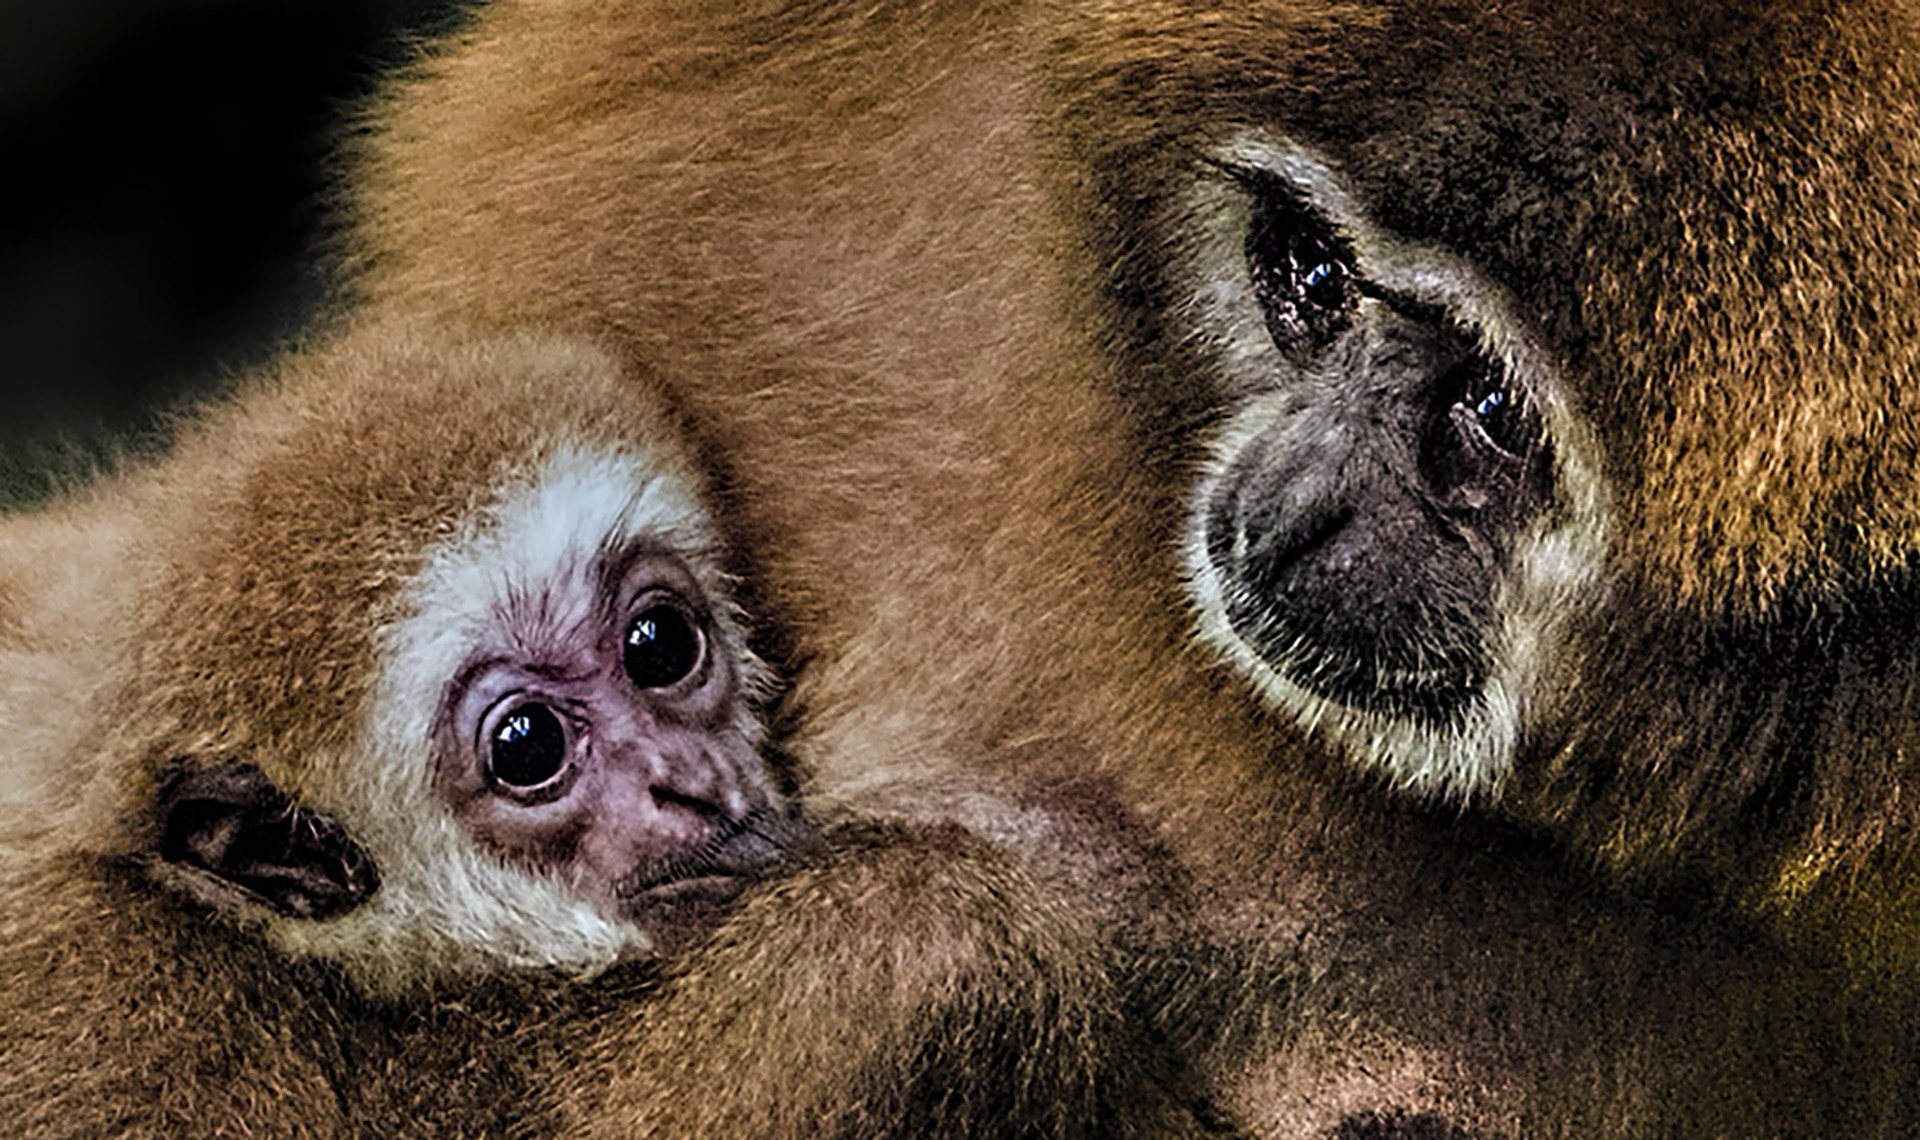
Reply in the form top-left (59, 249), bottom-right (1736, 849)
top-left (303, 0), bottom-right (1920, 1132)
top-left (0, 330), bottom-right (603, 1135)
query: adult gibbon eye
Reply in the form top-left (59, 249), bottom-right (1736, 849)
top-left (1244, 187), bottom-right (1360, 350)
top-left (1448, 356), bottom-right (1542, 465)
top-left (1419, 353), bottom-right (1551, 510)
top-left (623, 602), bottom-right (704, 690)
top-left (486, 701), bottom-right (570, 791)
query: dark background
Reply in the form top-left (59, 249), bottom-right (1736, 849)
top-left (0, 0), bottom-right (470, 507)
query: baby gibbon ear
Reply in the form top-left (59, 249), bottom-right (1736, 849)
top-left (156, 762), bottom-right (380, 921)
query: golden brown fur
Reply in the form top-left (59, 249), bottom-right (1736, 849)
top-left (9, 0), bottom-right (1920, 1134)
top-left (0, 331), bottom-right (645, 1134)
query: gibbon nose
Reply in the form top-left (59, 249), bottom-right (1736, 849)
top-left (1209, 429), bottom-right (1367, 603)
top-left (648, 780), bottom-right (727, 836)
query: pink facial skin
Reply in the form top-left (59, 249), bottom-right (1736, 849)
top-left (432, 545), bottom-right (791, 925)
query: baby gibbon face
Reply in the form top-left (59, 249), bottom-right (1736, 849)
top-left (426, 520), bottom-right (785, 920)
top-left (127, 331), bottom-right (796, 990)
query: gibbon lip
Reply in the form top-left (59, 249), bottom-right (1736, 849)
top-left (621, 872), bottom-right (755, 907)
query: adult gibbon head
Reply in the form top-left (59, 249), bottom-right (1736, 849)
top-left (1056, 2), bottom-right (1920, 952)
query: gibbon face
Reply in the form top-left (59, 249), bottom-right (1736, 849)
top-left (1177, 136), bottom-right (1609, 797)
top-left (1059, 1), bottom-right (1920, 928)
top-left (116, 333), bottom-right (792, 989)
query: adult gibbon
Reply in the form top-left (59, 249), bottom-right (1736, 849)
top-left (347, 0), bottom-right (1920, 1131)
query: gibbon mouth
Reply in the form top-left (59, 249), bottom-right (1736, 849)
top-left (1224, 600), bottom-right (1483, 721)
top-left (614, 808), bottom-right (811, 903)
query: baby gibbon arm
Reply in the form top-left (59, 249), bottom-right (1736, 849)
top-left (562, 818), bottom-right (1231, 1140)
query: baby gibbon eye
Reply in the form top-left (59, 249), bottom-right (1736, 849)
top-left (485, 701), bottom-right (571, 792)
top-left (1244, 184), bottom-right (1360, 351)
top-left (623, 601), bottom-right (704, 690)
